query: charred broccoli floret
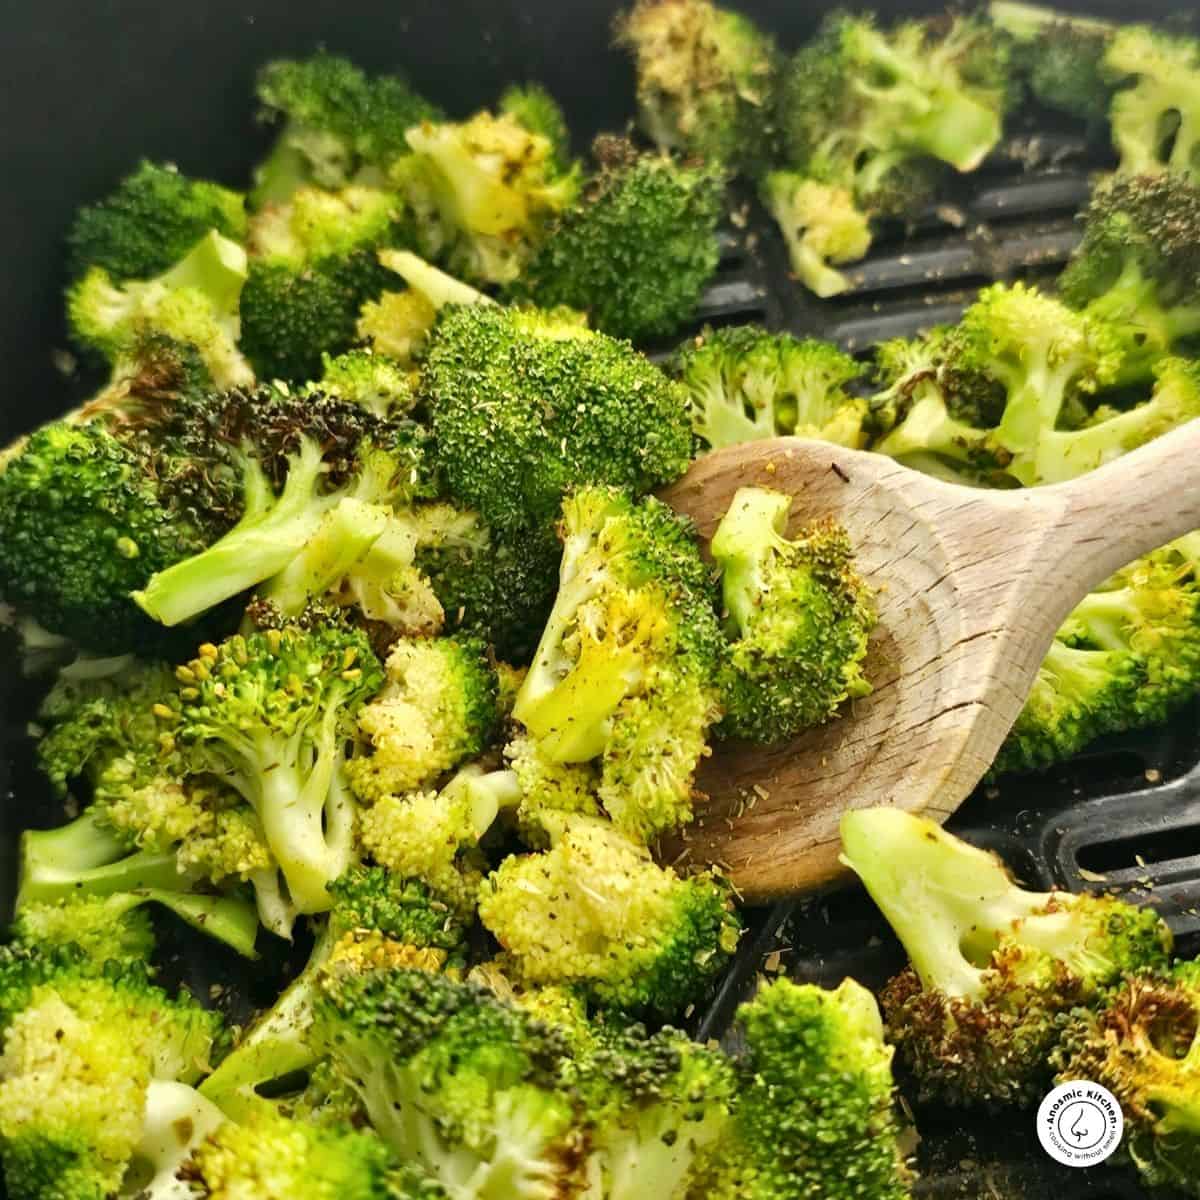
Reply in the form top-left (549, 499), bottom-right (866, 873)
top-left (840, 808), bottom-right (1173, 1108)
top-left (1052, 959), bottom-right (1200, 1197)
top-left (711, 488), bottom-right (876, 743)
top-left (673, 324), bottom-right (867, 451)
top-left (66, 160), bottom-right (247, 283)
top-left (478, 814), bottom-right (740, 1020)
top-left (616, 0), bottom-right (779, 174)
top-left (507, 136), bottom-right (724, 340)
top-left (422, 305), bottom-right (693, 537)
top-left (512, 487), bottom-right (723, 841)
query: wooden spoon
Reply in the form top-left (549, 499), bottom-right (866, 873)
top-left (660, 422), bottom-right (1200, 900)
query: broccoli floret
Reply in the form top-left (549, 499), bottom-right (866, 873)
top-left (1035, 356), bottom-right (1200, 483)
top-left (616, 0), bottom-right (780, 174)
top-left (200, 865), bottom-right (461, 1122)
top-left (507, 137), bottom-right (724, 340)
top-left (512, 487), bottom-right (723, 841)
top-left (0, 946), bottom-right (225, 1200)
top-left (347, 634), bottom-right (500, 800)
top-left (251, 53), bottom-right (442, 206)
top-left (761, 170), bottom-right (875, 299)
top-left (503, 733), bottom-right (602, 849)
top-left (132, 390), bottom-right (433, 628)
top-left (410, 502), bottom-right (561, 663)
top-left (358, 765), bottom-right (513, 919)
top-left (1059, 174), bottom-right (1200, 385)
top-left (239, 185), bottom-right (412, 382)
top-left (358, 248), bottom-right (492, 367)
top-left (1051, 960), bottom-right (1200, 1196)
top-left (67, 229), bottom-right (254, 388)
top-left (188, 1112), bottom-right (435, 1200)
top-left (570, 1019), bottom-right (736, 1200)
top-left (317, 349), bottom-right (415, 417)
top-left (701, 977), bottom-right (911, 1200)
top-left (312, 965), bottom-right (585, 1199)
top-left (499, 84), bottom-right (574, 173)
top-left (711, 488), bottom-right (876, 743)
top-left (1103, 26), bottom-right (1200, 182)
top-left (168, 622), bottom-right (383, 917)
top-left (674, 324), bottom-right (867, 451)
top-left (840, 807), bottom-right (1173, 1108)
top-left (478, 814), bottom-right (740, 1020)
top-left (938, 282), bottom-right (1125, 485)
top-left (66, 160), bottom-right (247, 283)
top-left (0, 416), bottom-right (232, 654)
top-left (422, 305), bottom-right (693, 537)
top-left (989, 2), bottom-right (1115, 126)
top-left (392, 101), bottom-right (579, 287)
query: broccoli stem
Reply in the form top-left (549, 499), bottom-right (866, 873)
top-left (260, 497), bottom-right (389, 617)
top-left (200, 926), bottom-right (334, 1119)
top-left (134, 440), bottom-right (335, 627)
top-left (710, 487), bottom-right (791, 635)
top-left (131, 1081), bottom-right (229, 1200)
top-left (995, 358), bottom-right (1079, 482)
top-left (872, 391), bottom-right (990, 466)
top-left (1036, 400), bottom-right (1191, 484)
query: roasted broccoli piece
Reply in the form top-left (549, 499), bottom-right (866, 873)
top-left (700, 977), bottom-right (912, 1200)
top-left (771, 10), bottom-right (1011, 294)
top-left (840, 808), bottom-right (1173, 1108)
top-left (392, 97), bottom-right (579, 287)
top-left (0, 944), bottom-right (226, 1200)
top-left (312, 964), bottom-right (585, 1199)
top-left (507, 136), bottom-right (724, 340)
top-left (187, 1111), bottom-right (444, 1200)
top-left (316, 349), bottom-right (416, 417)
top-left (711, 488), bottom-right (875, 743)
top-left (512, 487), bottom-right (723, 841)
top-left (674, 324), bottom-right (867, 451)
top-left (1059, 174), bottom-right (1200, 385)
top-left (989, 2), bottom-right (1115, 126)
top-left (1103, 26), bottom-right (1200, 182)
top-left (616, 0), bottom-right (779, 174)
top-left (502, 733), bottom-right (602, 849)
top-left (239, 184), bottom-right (412, 382)
top-left (1051, 959), bottom-right (1200, 1197)
top-left (347, 634), bottom-right (500, 800)
top-left (478, 813), bottom-right (740, 1020)
top-left (251, 53), bottom-right (442, 206)
top-left (67, 229), bottom-right (253, 388)
top-left (200, 865), bottom-right (462, 1122)
top-left (422, 305), bottom-right (693, 537)
top-left (66, 160), bottom-right (247, 283)
top-left (132, 389), bottom-right (433, 629)
top-left (499, 84), bottom-right (574, 171)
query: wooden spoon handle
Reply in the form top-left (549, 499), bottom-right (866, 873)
top-left (1039, 419), bottom-right (1200, 592)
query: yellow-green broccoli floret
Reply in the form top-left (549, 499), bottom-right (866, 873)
top-left (478, 814), bottom-right (741, 1020)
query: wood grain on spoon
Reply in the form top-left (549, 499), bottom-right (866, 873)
top-left (660, 422), bottom-right (1200, 900)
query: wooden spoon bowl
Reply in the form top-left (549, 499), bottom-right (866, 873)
top-left (660, 424), bottom-right (1200, 899)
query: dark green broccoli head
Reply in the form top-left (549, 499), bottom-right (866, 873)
top-left (313, 966), bottom-right (583, 1197)
top-left (704, 977), bottom-right (911, 1200)
top-left (411, 502), bottom-right (561, 662)
top-left (1059, 173), bottom-right (1200, 384)
top-left (1051, 961), bottom-right (1200, 1196)
top-left (674, 324), bottom-right (866, 450)
top-left (712, 488), bottom-right (876, 744)
top-left (842, 808), bottom-right (1173, 1109)
top-left (616, 0), bottom-right (780, 174)
top-left (252, 53), bottom-right (442, 206)
top-left (0, 422), bottom-right (213, 652)
top-left (327, 866), bottom-right (467, 958)
top-left (66, 160), bottom-right (247, 283)
top-left (422, 304), bottom-right (693, 534)
top-left (507, 137), bottom-right (724, 340)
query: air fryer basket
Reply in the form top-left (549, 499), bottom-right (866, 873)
top-left (0, 2), bottom-right (1195, 1197)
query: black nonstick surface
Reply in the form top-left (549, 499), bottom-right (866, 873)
top-left (0, 2), bottom-right (1196, 1197)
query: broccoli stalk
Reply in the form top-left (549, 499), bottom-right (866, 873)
top-left (16, 812), bottom-right (260, 958)
top-left (172, 625), bottom-right (384, 916)
top-left (840, 807), bottom-right (1172, 1107)
top-left (129, 1080), bottom-right (229, 1200)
